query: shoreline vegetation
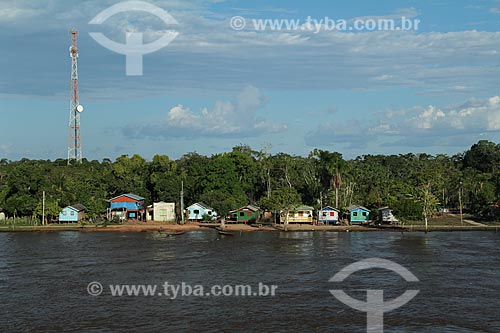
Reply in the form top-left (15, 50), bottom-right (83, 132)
top-left (1, 140), bottom-right (500, 226)
top-left (1, 220), bottom-right (499, 233)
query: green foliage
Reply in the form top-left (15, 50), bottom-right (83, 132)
top-left (0, 140), bottom-right (499, 222)
top-left (34, 200), bottom-right (61, 222)
top-left (258, 187), bottom-right (302, 211)
top-left (201, 213), bottom-right (214, 222)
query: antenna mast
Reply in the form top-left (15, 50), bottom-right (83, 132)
top-left (67, 29), bottom-right (83, 164)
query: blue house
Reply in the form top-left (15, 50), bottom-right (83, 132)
top-left (186, 202), bottom-right (217, 221)
top-left (347, 205), bottom-right (370, 224)
top-left (59, 204), bottom-right (86, 223)
top-left (107, 193), bottom-right (146, 221)
top-left (318, 206), bottom-right (340, 224)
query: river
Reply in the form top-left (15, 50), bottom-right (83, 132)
top-left (0, 231), bottom-right (499, 332)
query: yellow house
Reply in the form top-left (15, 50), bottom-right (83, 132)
top-left (283, 205), bottom-right (314, 224)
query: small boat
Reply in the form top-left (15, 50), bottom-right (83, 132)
top-left (165, 231), bottom-right (186, 237)
top-left (152, 230), bottom-right (186, 237)
top-left (218, 230), bottom-right (235, 236)
top-left (215, 227), bottom-right (235, 236)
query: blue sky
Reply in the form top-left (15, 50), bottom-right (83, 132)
top-left (1, 0), bottom-right (500, 161)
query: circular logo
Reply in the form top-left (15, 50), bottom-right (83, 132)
top-left (230, 16), bottom-right (246, 30)
top-left (87, 281), bottom-right (103, 296)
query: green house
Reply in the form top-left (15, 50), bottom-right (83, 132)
top-left (348, 205), bottom-right (370, 224)
top-left (229, 205), bottom-right (260, 223)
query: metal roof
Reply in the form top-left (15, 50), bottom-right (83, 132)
top-left (229, 204), bottom-right (261, 214)
top-left (188, 202), bottom-right (214, 210)
top-left (347, 205), bottom-right (371, 212)
top-left (293, 205), bottom-right (314, 211)
top-left (109, 193), bottom-right (145, 202)
top-left (67, 204), bottom-right (86, 211)
top-left (320, 206), bottom-right (340, 211)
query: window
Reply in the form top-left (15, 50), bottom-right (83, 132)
top-left (207, 211), bottom-right (212, 215)
top-left (298, 211), bottom-right (304, 217)
top-left (70, 211), bottom-right (75, 216)
top-left (362, 212), bottom-right (367, 216)
top-left (63, 211), bottom-right (67, 216)
top-left (239, 212), bottom-right (245, 217)
top-left (322, 212), bottom-right (327, 217)
top-left (353, 212), bottom-right (358, 216)
top-left (247, 212), bottom-right (252, 216)
top-left (193, 209), bottom-right (200, 214)
top-left (330, 212), bottom-right (335, 216)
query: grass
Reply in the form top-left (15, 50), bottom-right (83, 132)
top-left (403, 214), bottom-right (470, 226)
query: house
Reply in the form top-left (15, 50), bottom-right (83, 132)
top-left (59, 204), bottom-right (86, 223)
top-left (0, 208), bottom-right (5, 221)
top-left (228, 205), bottom-right (260, 223)
top-left (186, 202), bottom-right (217, 221)
top-left (147, 202), bottom-right (176, 222)
top-left (283, 205), bottom-right (314, 224)
top-left (378, 207), bottom-right (399, 224)
top-left (318, 206), bottom-right (340, 224)
top-left (348, 205), bottom-right (370, 224)
top-left (107, 193), bottom-right (146, 221)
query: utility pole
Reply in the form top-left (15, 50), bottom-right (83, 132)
top-left (319, 191), bottom-right (323, 224)
top-left (459, 182), bottom-right (463, 226)
top-left (42, 191), bottom-right (45, 226)
top-left (180, 180), bottom-right (184, 224)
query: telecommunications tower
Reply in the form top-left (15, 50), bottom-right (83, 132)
top-left (67, 29), bottom-right (84, 164)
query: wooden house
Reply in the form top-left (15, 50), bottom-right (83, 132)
top-left (147, 202), bottom-right (176, 222)
top-left (284, 205), bottom-right (314, 224)
top-left (378, 207), bottom-right (399, 224)
top-left (186, 202), bottom-right (217, 221)
top-left (318, 206), bottom-right (340, 224)
top-left (228, 205), bottom-right (260, 223)
top-left (107, 193), bottom-right (146, 221)
top-left (59, 204), bottom-right (86, 223)
top-left (348, 205), bottom-right (370, 224)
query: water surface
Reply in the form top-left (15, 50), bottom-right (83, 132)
top-left (0, 231), bottom-right (499, 332)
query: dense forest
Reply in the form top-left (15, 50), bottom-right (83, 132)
top-left (1, 140), bottom-right (499, 222)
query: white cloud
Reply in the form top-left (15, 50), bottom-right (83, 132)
top-left (306, 95), bottom-right (500, 149)
top-left (2, 1), bottom-right (500, 101)
top-left (0, 1), bottom-right (45, 22)
top-left (124, 86), bottom-right (287, 139)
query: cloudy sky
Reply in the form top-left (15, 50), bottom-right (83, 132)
top-left (1, 0), bottom-right (500, 161)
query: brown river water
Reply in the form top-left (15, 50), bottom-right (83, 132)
top-left (0, 230), bottom-right (499, 332)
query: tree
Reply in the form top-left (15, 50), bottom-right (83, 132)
top-left (310, 149), bottom-right (346, 208)
top-left (258, 187), bottom-right (301, 212)
top-left (147, 154), bottom-right (180, 203)
top-left (34, 200), bottom-right (61, 224)
top-left (463, 140), bottom-right (500, 173)
top-left (416, 183), bottom-right (440, 231)
top-left (228, 145), bottom-right (262, 202)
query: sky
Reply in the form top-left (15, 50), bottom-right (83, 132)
top-left (1, 0), bottom-right (500, 161)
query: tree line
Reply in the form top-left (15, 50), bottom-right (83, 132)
top-left (1, 140), bottom-right (499, 222)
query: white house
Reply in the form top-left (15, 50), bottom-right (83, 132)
top-left (378, 207), bottom-right (399, 224)
top-left (318, 206), bottom-right (340, 224)
top-left (186, 202), bottom-right (217, 221)
top-left (147, 202), bottom-right (176, 222)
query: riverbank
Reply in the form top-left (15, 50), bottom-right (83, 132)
top-left (1, 222), bottom-right (499, 233)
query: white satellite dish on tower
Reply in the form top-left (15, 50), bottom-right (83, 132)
top-left (76, 105), bottom-right (84, 113)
